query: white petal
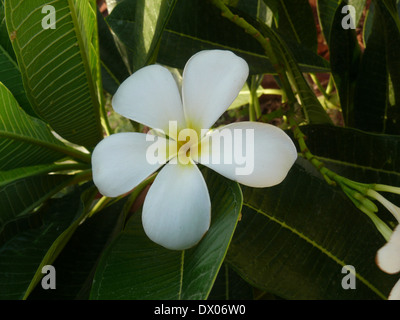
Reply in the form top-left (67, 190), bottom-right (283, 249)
top-left (112, 64), bottom-right (186, 138)
top-left (376, 225), bottom-right (400, 274)
top-left (142, 161), bottom-right (211, 250)
top-left (182, 50), bottom-right (249, 133)
top-left (389, 278), bottom-right (400, 300)
top-left (92, 132), bottom-right (173, 197)
top-left (196, 122), bottom-right (297, 188)
top-left (367, 190), bottom-right (400, 223)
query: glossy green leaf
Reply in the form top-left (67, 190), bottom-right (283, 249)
top-left (263, 0), bottom-right (318, 52)
top-left (318, 0), bottom-right (366, 45)
top-left (5, 0), bottom-right (103, 148)
top-left (257, 22), bottom-right (333, 124)
top-left (90, 169), bottom-right (242, 300)
top-left (157, 0), bottom-right (330, 75)
top-left (328, 1), bottom-right (362, 126)
top-left (226, 125), bottom-right (400, 300)
top-left (0, 185), bottom-right (86, 300)
top-left (354, 3), bottom-right (388, 133)
top-left (97, 8), bottom-right (130, 95)
top-left (208, 263), bottom-right (254, 300)
top-left (27, 197), bottom-right (126, 300)
top-left (348, 0), bottom-right (367, 25)
top-left (0, 0), bottom-right (34, 116)
top-left (227, 163), bottom-right (396, 300)
top-left (106, 0), bottom-right (178, 73)
top-left (317, 0), bottom-right (341, 47)
top-left (0, 173), bottom-right (74, 233)
top-left (21, 184), bottom-right (97, 299)
top-left (291, 125), bottom-right (400, 182)
top-left (0, 82), bottom-right (69, 171)
top-left (230, 0), bottom-right (273, 25)
top-left (0, 162), bottom-right (88, 188)
top-left (373, 0), bottom-right (400, 135)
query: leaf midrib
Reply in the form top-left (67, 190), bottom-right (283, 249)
top-left (315, 155), bottom-right (400, 178)
top-left (243, 201), bottom-right (386, 300)
top-left (0, 130), bottom-right (90, 163)
top-left (279, 0), bottom-right (301, 44)
top-left (178, 250), bottom-right (184, 300)
top-left (67, 0), bottom-right (102, 138)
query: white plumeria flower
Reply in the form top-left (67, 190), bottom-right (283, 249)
top-left (367, 189), bottom-right (400, 223)
top-left (376, 225), bottom-right (400, 300)
top-left (92, 50), bottom-right (297, 250)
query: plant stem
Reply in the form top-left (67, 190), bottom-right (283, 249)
top-left (25, 169), bottom-right (93, 217)
top-left (288, 114), bottom-right (394, 239)
top-left (122, 173), bottom-right (158, 223)
top-left (52, 162), bottom-right (91, 171)
top-left (261, 88), bottom-right (284, 96)
top-left (250, 76), bottom-right (262, 120)
top-left (100, 96), bottom-right (113, 136)
top-left (88, 195), bottom-right (112, 218)
top-left (326, 75), bottom-right (335, 95)
top-left (288, 114), bottom-right (336, 185)
top-left (261, 109), bottom-right (285, 123)
top-left (248, 81), bottom-right (256, 122)
top-left (86, 173), bottom-right (158, 220)
top-left (310, 73), bottom-right (330, 101)
top-left (68, 169), bottom-right (93, 185)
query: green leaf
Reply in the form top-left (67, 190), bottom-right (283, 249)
top-left (0, 82), bottom-right (71, 171)
top-left (5, 0), bottom-right (103, 148)
top-left (27, 197), bottom-right (127, 300)
top-left (291, 125), bottom-right (400, 181)
top-left (373, 0), bottom-right (400, 135)
top-left (348, 0), bottom-right (367, 25)
top-left (0, 162), bottom-right (88, 188)
top-left (0, 185), bottom-right (87, 300)
top-left (318, 0), bottom-right (366, 45)
top-left (0, 0), bottom-right (34, 116)
top-left (226, 125), bottom-right (400, 300)
top-left (228, 161), bottom-right (397, 300)
top-left (97, 8), bottom-right (130, 95)
top-left (208, 263), bottom-right (254, 300)
top-left (257, 22), bottom-right (333, 125)
top-left (353, 3), bottom-right (388, 133)
top-left (363, 2), bottom-right (375, 43)
top-left (90, 169), bottom-right (242, 300)
top-left (21, 184), bottom-right (97, 299)
top-left (263, 0), bottom-right (318, 52)
top-left (0, 173), bottom-right (74, 232)
top-left (328, 1), bottom-right (362, 127)
top-left (317, 0), bottom-right (341, 47)
top-left (157, 0), bottom-right (330, 75)
top-left (229, 0), bottom-right (273, 25)
top-left (0, 0), bottom-right (12, 57)
top-left (106, 0), bottom-right (178, 73)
